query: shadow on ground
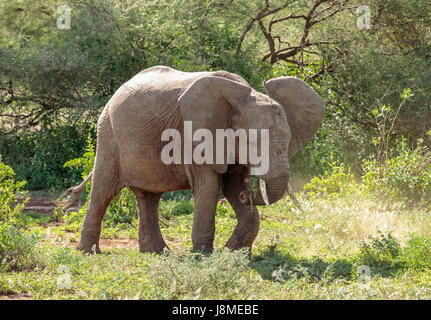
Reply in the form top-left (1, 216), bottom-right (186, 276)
top-left (249, 244), bottom-right (404, 283)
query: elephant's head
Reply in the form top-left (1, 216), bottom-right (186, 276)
top-left (246, 76), bottom-right (325, 206)
top-left (178, 75), bottom-right (324, 206)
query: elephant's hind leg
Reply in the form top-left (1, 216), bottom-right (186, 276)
top-left (76, 123), bottom-right (121, 254)
top-left (76, 169), bottom-right (120, 254)
top-left (130, 188), bottom-right (167, 253)
top-left (222, 166), bottom-right (260, 252)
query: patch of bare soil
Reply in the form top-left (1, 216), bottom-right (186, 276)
top-left (1, 293), bottom-right (31, 300)
top-left (44, 225), bottom-right (139, 250)
top-left (49, 237), bottom-right (139, 250)
top-left (98, 238), bottom-right (139, 249)
top-left (17, 193), bottom-right (83, 215)
top-left (18, 194), bottom-right (139, 250)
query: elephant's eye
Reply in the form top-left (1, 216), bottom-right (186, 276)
top-left (277, 150), bottom-right (283, 156)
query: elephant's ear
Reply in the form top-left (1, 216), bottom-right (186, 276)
top-left (263, 77), bottom-right (325, 159)
top-left (178, 76), bottom-right (251, 174)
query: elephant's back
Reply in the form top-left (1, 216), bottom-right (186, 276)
top-left (125, 66), bottom-right (208, 97)
top-left (106, 66), bottom-right (249, 118)
top-left (107, 66), bottom-right (208, 122)
top-left (104, 66), bottom-right (252, 140)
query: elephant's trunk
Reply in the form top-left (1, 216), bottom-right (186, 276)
top-left (242, 175), bottom-right (289, 206)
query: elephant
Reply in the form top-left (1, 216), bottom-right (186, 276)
top-left (63, 65), bottom-right (324, 254)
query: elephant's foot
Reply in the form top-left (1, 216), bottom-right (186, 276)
top-left (139, 237), bottom-right (169, 254)
top-left (76, 230), bottom-right (101, 254)
top-left (225, 238), bottom-right (252, 258)
top-left (192, 241), bottom-right (214, 253)
top-left (76, 240), bottom-right (101, 254)
top-left (225, 233), bottom-right (254, 252)
top-left (225, 209), bottom-right (259, 253)
top-left (221, 165), bottom-right (260, 255)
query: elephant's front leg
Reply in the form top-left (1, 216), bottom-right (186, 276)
top-left (222, 166), bottom-right (260, 251)
top-left (188, 167), bottom-right (220, 252)
top-left (131, 188), bottom-right (167, 253)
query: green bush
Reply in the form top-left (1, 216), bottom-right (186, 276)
top-left (402, 234), bottom-right (431, 269)
top-left (0, 223), bottom-right (47, 272)
top-left (64, 133), bottom-right (96, 197)
top-left (104, 188), bottom-right (138, 226)
top-left (170, 201), bottom-right (194, 216)
top-left (0, 155), bottom-right (48, 272)
top-left (0, 125), bottom-right (95, 190)
top-left (0, 154), bottom-right (27, 225)
top-left (356, 232), bottom-right (431, 276)
top-left (65, 135), bottom-right (137, 225)
top-left (303, 163), bottom-right (359, 200)
top-left (324, 0), bottom-right (431, 149)
top-left (62, 206), bottom-right (86, 233)
top-left (362, 138), bottom-right (431, 204)
top-left (357, 232), bottom-right (403, 277)
top-left (161, 190), bottom-right (193, 201)
top-left (160, 201), bottom-right (194, 219)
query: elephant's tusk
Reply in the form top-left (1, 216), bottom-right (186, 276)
top-left (287, 183), bottom-right (303, 211)
top-left (259, 178), bottom-right (270, 206)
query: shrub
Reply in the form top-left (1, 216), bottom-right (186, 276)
top-left (402, 234), bottom-right (431, 269)
top-left (65, 135), bottom-right (138, 225)
top-left (160, 200), bottom-right (194, 219)
top-left (63, 133), bottom-right (95, 186)
top-left (0, 155), bottom-right (48, 272)
top-left (290, 121), bottom-right (353, 181)
top-left (0, 223), bottom-right (47, 272)
top-left (170, 201), bottom-right (194, 216)
top-left (303, 163), bottom-right (359, 200)
top-left (161, 190), bottom-right (193, 201)
top-left (104, 188), bottom-right (138, 226)
top-left (0, 154), bottom-right (27, 225)
top-left (0, 124), bottom-right (95, 190)
top-left (361, 138), bottom-right (431, 204)
top-left (62, 207), bottom-right (86, 233)
top-left (356, 232), bottom-right (403, 277)
top-left (355, 232), bottom-right (431, 277)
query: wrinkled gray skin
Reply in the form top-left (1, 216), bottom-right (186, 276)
top-left (68, 66), bottom-right (324, 254)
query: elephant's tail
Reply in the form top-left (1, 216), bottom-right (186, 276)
top-left (56, 170), bottom-right (93, 209)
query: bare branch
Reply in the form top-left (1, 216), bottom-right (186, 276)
top-left (236, 0), bottom-right (297, 53)
top-left (255, 0), bottom-right (354, 69)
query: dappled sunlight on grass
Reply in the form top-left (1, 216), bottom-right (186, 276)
top-left (256, 189), bottom-right (431, 260)
top-left (3, 181), bottom-right (431, 299)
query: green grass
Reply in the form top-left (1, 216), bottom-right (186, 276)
top-left (1, 190), bottom-right (431, 300)
top-left (22, 211), bottom-right (56, 225)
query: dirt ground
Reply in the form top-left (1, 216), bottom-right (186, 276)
top-left (20, 193), bottom-right (139, 250)
top-left (1, 194), bottom-right (142, 300)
